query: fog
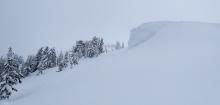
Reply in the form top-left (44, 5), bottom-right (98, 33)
top-left (0, 0), bottom-right (220, 56)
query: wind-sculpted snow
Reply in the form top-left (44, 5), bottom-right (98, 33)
top-left (128, 21), bottom-right (220, 48)
top-left (128, 21), bottom-right (169, 47)
top-left (2, 21), bottom-right (220, 105)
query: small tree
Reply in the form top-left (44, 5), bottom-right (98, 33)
top-left (57, 52), bottom-right (64, 72)
top-left (69, 47), bottom-right (79, 68)
top-left (115, 41), bottom-right (121, 50)
top-left (63, 52), bottom-right (69, 68)
top-left (21, 66), bottom-right (31, 77)
top-left (99, 38), bottom-right (104, 54)
top-left (121, 42), bottom-right (125, 48)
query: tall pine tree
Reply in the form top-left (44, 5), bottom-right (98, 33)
top-left (37, 47), bottom-right (49, 75)
top-left (0, 47), bottom-right (23, 100)
top-left (32, 47), bottom-right (44, 73)
top-left (48, 48), bottom-right (57, 68)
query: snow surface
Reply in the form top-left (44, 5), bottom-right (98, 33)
top-left (2, 21), bottom-right (220, 105)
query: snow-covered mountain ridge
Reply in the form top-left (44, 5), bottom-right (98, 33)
top-left (2, 21), bottom-right (220, 105)
top-left (129, 21), bottom-right (220, 48)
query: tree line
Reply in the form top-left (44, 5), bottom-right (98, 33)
top-left (0, 36), bottom-right (105, 100)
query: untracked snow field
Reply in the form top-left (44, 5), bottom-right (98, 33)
top-left (2, 21), bottom-right (220, 105)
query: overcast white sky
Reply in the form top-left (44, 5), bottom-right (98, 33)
top-left (0, 0), bottom-right (220, 56)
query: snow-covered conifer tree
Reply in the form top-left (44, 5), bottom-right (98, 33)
top-left (85, 41), bottom-right (97, 58)
top-left (37, 47), bottom-right (50, 75)
top-left (115, 41), bottom-right (121, 50)
top-left (57, 52), bottom-right (64, 72)
top-left (63, 51), bottom-right (69, 68)
top-left (99, 38), bottom-right (104, 54)
top-left (48, 48), bottom-right (57, 68)
top-left (121, 42), bottom-right (125, 48)
top-left (0, 47), bottom-right (23, 100)
top-left (69, 47), bottom-right (79, 68)
top-left (32, 47), bottom-right (44, 72)
top-left (86, 36), bottom-right (104, 57)
top-left (75, 40), bottom-right (85, 59)
top-left (21, 55), bottom-right (34, 77)
top-left (0, 57), bottom-right (6, 76)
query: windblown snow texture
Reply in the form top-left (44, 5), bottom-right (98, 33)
top-left (2, 21), bottom-right (220, 105)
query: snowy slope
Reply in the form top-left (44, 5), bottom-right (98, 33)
top-left (2, 21), bottom-right (220, 105)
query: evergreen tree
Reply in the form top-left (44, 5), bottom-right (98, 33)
top-left (48, 48), bottom-right (57, 68)
top-left (32, 47), bottom-right (44, 72)
top-left (91, 37), bottom-right (100, 53)
top-left (85, 41), bottom-right (97, 58)
top-left (21, 55), bottom-right (34, 77)
top-left (63, 51), bottom-right (69, 68)
top-left (85, 36), bottom-right (104, 58)
top-left (121, 42), bottom-right (125, 48)
top-left (15, 55), bottom-right (24, 75)
top-left (57, 52), bottom-right (63, 66)
top-left (86, 48), bottom-right (96, 58)
top-left (69, 47), bottom-right (79, 68)
top-left (57, 52), bottom-right (64, 72)
top-left (14, 55), bottom-right (24, 66)
top-left (21, 66), bottom-right (31, 77)
top-left (0, 57), bottom-right (6, 76)
top-left (75, 40), bottom-right (85, 59)
top-left (99, 38), bottom-right (104, 54)
top-left (37, 60), bottom-right (47, 75)
top-left (37, 47), bottom-right (49, 75)
top-left (0, 47), bottom-right (23, 100)
top-left (115, 41), bottom-right (125, 50)
top-left (92, 36), bottom-right (104, 55)
top-left (115, 41), bottom-right (121, 50)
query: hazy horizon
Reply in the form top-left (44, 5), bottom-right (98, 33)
top-left (1, 0), bottom-right (220, 56)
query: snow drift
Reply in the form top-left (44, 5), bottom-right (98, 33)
top-left (2, 21), bottom-right (220, 105)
